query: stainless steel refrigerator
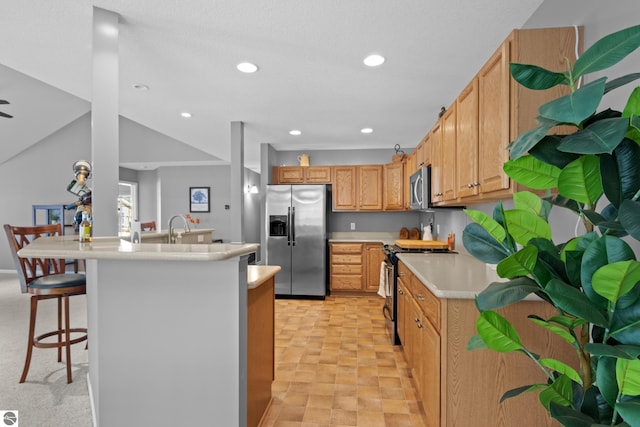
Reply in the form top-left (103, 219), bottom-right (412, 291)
top-left (265, 185), bottom-right (328, 297)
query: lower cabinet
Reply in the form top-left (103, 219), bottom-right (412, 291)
top-left (397, 260), bottom-right (575, 426)
top-left (330, 242), bottom-right (384, 293)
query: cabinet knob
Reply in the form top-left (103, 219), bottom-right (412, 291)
top-left (415, 317), bottom-right (420, 323)
top-left (417, 294), bottom-right (425, 301)
top-left (467, 183), bottom-right (473, 188)
top-left (399, 289), bottom-right (404, 295)
top-left (474, 182), bottom-right (480, 187)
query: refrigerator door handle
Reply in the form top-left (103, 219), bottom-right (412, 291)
top-left (287, 207), bottom-right (291, 246)
top-left (291, 206), bottom-right (296, 246)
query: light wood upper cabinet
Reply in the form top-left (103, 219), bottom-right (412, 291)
top-left (383, 162), bottom-right (404, 211)
top-left (332, 166), bottom-right (357, 210)
top-left (478, 40), bottom-right (511, 194)
top-left (358, 165), bottom-right (383, 210)
top-left (441, 104), bottom-right (457, 202)
top-left (456, 79), bottom-right (479, 199)
top-left (272, 166), bottom-right (332, 184)
top-left (430, 121), bottom-right (443, 204)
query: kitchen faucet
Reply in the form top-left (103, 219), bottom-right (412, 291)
top-left (168, 214), bottom-right (191, 243)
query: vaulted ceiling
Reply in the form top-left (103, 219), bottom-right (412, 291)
top-left (0, 0), bottom-right (545, 172)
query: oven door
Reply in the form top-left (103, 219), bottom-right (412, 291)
top-left (382, 255), bottom-right (399, 344)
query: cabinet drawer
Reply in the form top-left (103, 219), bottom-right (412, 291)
top-left (331, 243), bottom-right (363, 254)
top-left (410, 276), bottom-right (440, 331)
top-left (331, 254), bottom-right (362, 264)
top-left (332, 264), bottom-right (362, 275)
top-left (331, 275), bottom-right (363, 290)
top-left (397, 262), bottom-right (412, 291)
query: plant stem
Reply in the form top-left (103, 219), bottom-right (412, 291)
top-left (577, 323), bottom-right (592, 391)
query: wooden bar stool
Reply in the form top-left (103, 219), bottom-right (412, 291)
top-left (4, 223), bottom-right (88, 384)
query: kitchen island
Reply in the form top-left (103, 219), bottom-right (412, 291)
top-left (397, 252), bottom-right (575, 427)
top-left (18, 236), bottom-right (276, 427)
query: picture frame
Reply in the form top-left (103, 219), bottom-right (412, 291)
top-left (189, 187), bottom-right (210, 212)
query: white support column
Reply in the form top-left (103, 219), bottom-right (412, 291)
top-left (91, 7), bottom-right (120, 236)
top-left (230, 121), bottom-right (245, 243)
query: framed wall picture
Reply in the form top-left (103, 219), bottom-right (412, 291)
top-left (189, 187), bottom-right (210, 212)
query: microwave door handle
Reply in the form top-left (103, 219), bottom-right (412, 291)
top-left (415, 174), bottom-right (423, 205)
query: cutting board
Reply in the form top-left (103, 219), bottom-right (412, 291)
top-left (395, 239), bottom-right (449, 250)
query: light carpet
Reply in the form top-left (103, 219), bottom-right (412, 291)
top-left (0, 272), bottom-right (92, 426)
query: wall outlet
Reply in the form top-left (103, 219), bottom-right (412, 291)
top-left (350, 222), bottom-right (356, 231)
top-left (197, 235), bottom-right (204, 243)
top-left (436, 224), bottom-right (440, 235)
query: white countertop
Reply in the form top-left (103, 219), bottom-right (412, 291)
top-left (397, 252), bottom-right (504, 299)
top-left (18, 235), bottom-right (259, 261)
top-left (247, 265), bottom-right (281, 289)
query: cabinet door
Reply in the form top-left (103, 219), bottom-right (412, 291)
top-left (383, 162), bottom-right (404, 211)
top-left (456, 78), bottom-right (479, 199)
top-left (397, 281), bottom-right (408, 346)
top-left (419, 316), bottom-right (441, 427)
top-left (304, 166), bottom-right (332, 183)
top-left (441, 105), bottom-right (457, 202)
top-left (358, 165), bottom-right (383, 210)
top-left (416, 140), bottom-right (426, 170)
top-left (430, 122), bottom-right (443, 203)
top-left (364, 243), bottom-right (384, 291)
top-left (478, 41), bottom-right (511, 193)
top-left (332, 166), bottom-right (357, 210)
top-left (277, 166), bottom-right (305, 184)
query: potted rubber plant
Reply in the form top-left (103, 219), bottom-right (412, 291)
top-left (463, 24), bottom-right (640, 426)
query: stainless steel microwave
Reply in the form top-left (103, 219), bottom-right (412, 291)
top-left (409, 166), bottom-right (432, 211)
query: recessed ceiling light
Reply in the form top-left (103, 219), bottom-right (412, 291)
top-left (181, 112), bottom-right (192, 118)
top-left (361, 128), bottom-right (373, 134)
top-left (363, 54), bottom-right (385, 67)
top-left (289, 130), bottom-right (302, 136)
top-left (133, 83), bottom-right (149, 91)
top-left (237, 62), bottom-right (259, 73)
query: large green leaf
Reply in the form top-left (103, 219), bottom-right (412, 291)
top-left (592, 260), bottom-right (640, 303)
top-left (617, 358), bottom-right (640, 396)
top-left (539, 375), bottom-right (573, 410)
top-left (496, 245), bottom-right (538, 279)
top-left (464, 209), bottom-right (506, 243)
top-left (540, 358), bottom-right (582, 385)
top-left (476, 310), bottom-right (523, 353)
top-left (616, 399), bottom-right (640, 427)
top-left (619, 200), bottom-right (640, 240)
top-left (538, 77), bottom-right (607, 125)
top-left (585, 343), bottom-right (640, 359)
top-left (558, 117), bottom-right (629, 154)
top-left (545, 278), bottom-right (608, 327)
top-left (509, 117), bottom-right (560, 160)
top-left (501, 384), bottom-right (543, 403)
top-left (573, 25), bottom-right (640, 78)
top-left (513, 191), bottom-right (545, 218)
top-left (510, 62), bottom-right (568, 90)
top-left (529, 238), bottom-right (568, 285)
top-left (581, 236), bottom-right (637, 308)
top-left (600, 139), bottom-right (640, 208)
top-left (529, 317), bottom-right (577, 347)
top-left (467, 334), bottom-right (488, 351)
top-left (557, 155), bottom-right (603, 205)
top-left (504, 155), bottom-right (561, 190)
top-left (597, 357), bottom-right (619, 408)
top-left (611, 301), bottom-right (640, 344)
top-left (476, 277), bottom-right (540, 310)
top-left (623, 87), bottom-right (640, 118)
top-left (530, 135), bottom-right (580, 169)
top-left (543, 194), bottom-right (583, 214)
top-left (549, 403), bottom-right (596, 427)
top-left (504, 209), bottom-right (552, 246)
top-left (462, 223), bottom-right (512, 264)
top-left (493, 201), bottom-right (518, 254)
top-left (605, 73), bottom-right (640, 95)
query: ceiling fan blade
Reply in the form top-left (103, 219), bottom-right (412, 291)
top-left (0, 111), bottom-right (13, 118)
top-left (0, 100), bottom-right (9, 105)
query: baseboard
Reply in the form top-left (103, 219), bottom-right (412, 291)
top-left (0, 269), bottom-right (17, 275)
top-left (87, 373), bottom-right (97, 426)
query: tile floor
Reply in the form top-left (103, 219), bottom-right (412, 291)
top-left (261, 296), bottom-right (427, 427)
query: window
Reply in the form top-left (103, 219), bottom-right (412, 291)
top-left (118, 181), bottom-right (138, 233)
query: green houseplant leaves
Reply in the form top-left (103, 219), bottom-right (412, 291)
top-left (464, 24), bottom-right (640, 427)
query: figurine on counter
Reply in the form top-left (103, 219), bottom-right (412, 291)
top-left (65, 160), bottom-right (92, 232)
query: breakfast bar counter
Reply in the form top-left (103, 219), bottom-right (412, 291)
top-left (19, 236), bottom-right (273, 427)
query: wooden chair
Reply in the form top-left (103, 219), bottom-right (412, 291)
top-left (3, 223), bottom-right (88, 384)
top-left (140, 221), bottom-right (156, 231)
